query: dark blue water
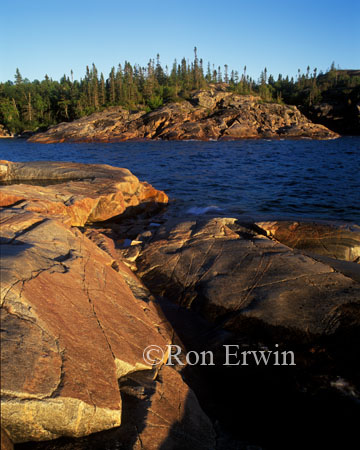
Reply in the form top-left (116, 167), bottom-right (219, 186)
top-left (1, 137), bottom-right (359, 223)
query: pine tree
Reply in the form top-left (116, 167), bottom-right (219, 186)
top-left (2, 49), bottom-right (357, 134)
top-left (99, 73), bottom-right (106, 106)
top-left (15, 68), bottom-right (23, 85)
top-left (115, 64), bottom-right (123, 103)
top-left (91, 63), bottom-right (99, 109)
top-left (193, 46), bottom-right (199, 89)
top-left (206, 62), bottom-right (211, 82)
top-left (224, 64), bottom-right (229, 84)
top-left (217, 66), bottom-right (222, 83)
top-left (109, 67), bottom-right (116, 104)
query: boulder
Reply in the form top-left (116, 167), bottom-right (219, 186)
top-left (123, 217), bottom-right (360, 450)
top-left (190, 89), bottom-right (233, 109)
top-left (135, 218), bottom-right (360, 338)
top-left (0, 161), bottom-right (168, 226)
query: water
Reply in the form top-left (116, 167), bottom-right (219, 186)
top-left (1, 137), bottom-right (359, 223)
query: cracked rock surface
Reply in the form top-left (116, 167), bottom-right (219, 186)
top-left (2, 161), bottom-right (359, 449)
top-left (0, 160), bottom-right (168, 226)
top-left (0, 208), bottom-right (172, 443)
top-left (135, 217), bottom-right (360, 338)
top-left (1, 163), bottom-right (216, 447)
top-left (105, 215), bottom-right (360, 448)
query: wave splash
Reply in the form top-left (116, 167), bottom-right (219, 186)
top-left (187, 205), bottom-right (223, 215)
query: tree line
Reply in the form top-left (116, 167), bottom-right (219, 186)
top-left (1, 49), bottom-right (359, 134)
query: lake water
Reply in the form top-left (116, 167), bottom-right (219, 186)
top-left (1, 137), bottom-right (359, 223)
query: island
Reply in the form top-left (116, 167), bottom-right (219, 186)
top-left (28, 89), bottom-right (339, 143)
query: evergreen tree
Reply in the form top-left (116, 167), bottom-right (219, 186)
top-left (15, 68), bottom-right (23, 85)
top-left (224, 64), bottom-right (229, 84)
top-left (99, 73), bottom-right (106, 106)
top-left (109, 67), bottom-right (116, 104)
top-left (91, 63), bottom-right (99, 109)
top-left (1, 51), bottom-right (358, 133)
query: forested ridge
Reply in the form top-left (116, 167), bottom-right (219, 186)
top-left (1, 48), bottom-right (359, 134)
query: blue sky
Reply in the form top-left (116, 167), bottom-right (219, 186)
top-left (1, 0), bottom-right (359, 83)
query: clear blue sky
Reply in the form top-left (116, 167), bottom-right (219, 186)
top-left (1, 0), bottom-right (359, 83)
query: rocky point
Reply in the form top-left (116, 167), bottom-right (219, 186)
top-left (0, 161), bottom-right (215, 449)
top-left (1, 161), bottom-right (359, 450)
top-left (28, 88), bottom-right (339, 143)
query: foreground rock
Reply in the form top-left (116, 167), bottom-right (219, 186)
top-left (256, 220), bottom-right (360, 263)
top-left (29, 89), bottom-right (339, 143)
top-left (0, 209), bottom-right (168, 443)
top-left (0, 163), bottom-right (216, 447)
top-left (0, 161), bottom-right (168, 226)
top-left (113, 365), bottom-right (216, 450)
top-left (119, 216), bottom-right (360, 448)
top-left (135, 218), bottom-right (360, 338)
top-left (1, 428), bottom-right (13, 450)
top-left (2, 161), bottom-right (359, 448)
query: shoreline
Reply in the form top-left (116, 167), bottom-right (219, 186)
top-left (27, 91), bottom-right (340, 143)
top-left (1, 160), bottom-right (359, 448)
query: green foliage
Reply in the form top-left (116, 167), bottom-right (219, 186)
top-left (1, 56), bottom-right (359, 134)
top-left (147, 95), bottom-right (163, 110)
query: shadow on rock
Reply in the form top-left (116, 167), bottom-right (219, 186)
top-left (158, 297), bottom-right (360, 449)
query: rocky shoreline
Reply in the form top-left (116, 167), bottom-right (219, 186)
top-left (0, 125), bottom-right (13, 139)
top-left (1, 161), bottom-right (359, 449)
top-left (28, 89), bottom-right (339, 144)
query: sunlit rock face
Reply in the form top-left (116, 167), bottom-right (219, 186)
top-left (29, 90), bottom-right (339, 144)
top-left (135, 217), bottom-right (360, 338)
top-left (0, 209), bottom-right (171, 442)
top-left (0, 162), bottom-right (215, 446)
top-left (0, 160), bottom-right (168, 226)
top-left (256, 221), bottom-right (360, 263)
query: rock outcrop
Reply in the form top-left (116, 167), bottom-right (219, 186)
top-left (1, 210), bottom-right (165, 442)
top-left (1, 428), bottom-right (13, 450)
top-left (302, 70), bottom-right (360, 136)
top-left (28, 89), bottom-right (339, 143)
top-left (2, 161), bottom-right (360, 449)
top-left (118, 216), bottom-right (360, 449)
top-left (135, 218), bottom-right (360, 338)
top-left (0, 161), bottom-right (168, 226)
top-left (115, 365), bottom-right (216, 450)
top-left (304, 101), bottom-right (360, 136)
top-left (256, 221), bottom-right (360, 263)
top-left (0, 162), bottom-right (216, 447)
top-left (0, 124), bottom-right (12, 138)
